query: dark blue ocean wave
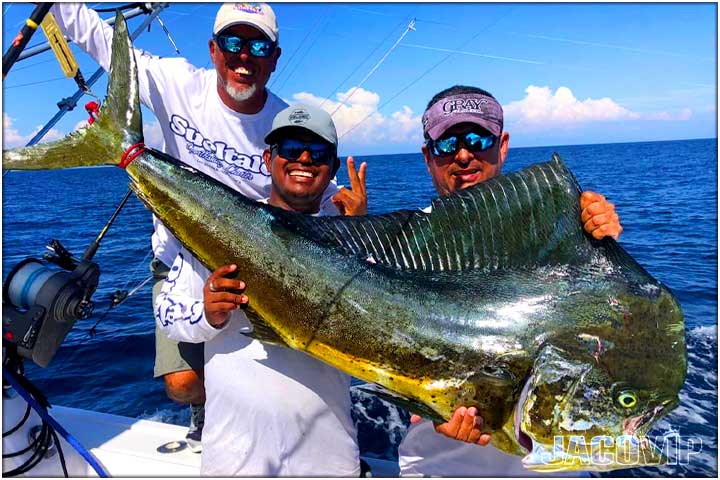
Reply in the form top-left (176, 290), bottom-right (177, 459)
top-left (3, 138), bottom-right (717, 476)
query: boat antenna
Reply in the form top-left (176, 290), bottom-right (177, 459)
top-left (329, 18), bottom-right (415, 117)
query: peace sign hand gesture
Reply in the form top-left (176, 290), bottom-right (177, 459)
top-left (332, 156), bottom-right (367, 216)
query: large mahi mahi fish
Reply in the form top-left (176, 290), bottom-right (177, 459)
top-left (3, 12), bottom-right (687, 472)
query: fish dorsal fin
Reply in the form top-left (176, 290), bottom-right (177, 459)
top-left (273, 155), bottom-right (591, 272)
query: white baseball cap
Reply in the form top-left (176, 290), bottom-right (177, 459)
top-left (213, 3), bottom-right (279, 43)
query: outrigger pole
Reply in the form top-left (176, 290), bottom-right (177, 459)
top-left (15, 6), bottom-right (151, 63)
top-left (2, 3), bottom-right (54, 79)
top-left (25, 3), bottom-right (170, 147)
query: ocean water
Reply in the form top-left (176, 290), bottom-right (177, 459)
top-left (2, 138), bottom-right (717, 476)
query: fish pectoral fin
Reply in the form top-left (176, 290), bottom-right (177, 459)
top-left (352, 382), bottom-right (444, 422)
top-left (242, 307), bottom-right (289, 347)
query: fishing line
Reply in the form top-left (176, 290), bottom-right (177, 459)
top-left (319, 17), bottom-right (408, 108)
top-left (400, 43), bottom-right (544, 65)
top-left (339, 6), bottom-right (516, 140)
top-left (93, 3), bottom-right (146, 13)
top-left (330, 18), bottom-right (415, 117)
top-left (4, 76), bottom-right (66, 89)
top-left (118, 249), bottom-right (154, 293)
top-left (8, 57), bottom-right (56, 72)
top-left (268, 6), bottom-right (329, 90)
top-left (270, 6), bottom-right (334, 94)
top-left (83, 252), bottom-right (154, 340)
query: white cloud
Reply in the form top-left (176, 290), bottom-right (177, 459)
top-left (288, 87), bottom-right (424, 148)
top-left (143, 120), bottom-right (164, 149)
top-left (504, 85), bottom-right (695, 131)
top-left (679, 108), bottom-right (693, 120)
top-left (73, 120), bottom-right (90, 131)
top-left (504, 85), bottom-right (639, 129)
top-left (3, 113), bottom-right (28, 148)
top-left (3, 113), bottom-right (65, 148)
top-left (645, 107), bottom-right (693, 121)
top-left (3, 115), bottom-right (165, 152)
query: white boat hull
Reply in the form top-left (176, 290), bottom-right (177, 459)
top-left (3, 389), bottom-right (399, 477)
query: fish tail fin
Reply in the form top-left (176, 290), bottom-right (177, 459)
top-left (2, 10), bottom-right (142, 171)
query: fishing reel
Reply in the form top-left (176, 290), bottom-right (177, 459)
top-left (2, 239), bottom-right (100, 368)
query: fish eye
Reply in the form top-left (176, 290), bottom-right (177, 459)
top-left (617, 391), bottom-right (638, 409)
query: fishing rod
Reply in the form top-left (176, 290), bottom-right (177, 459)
top-left (2, 3), bottom-right (54, 79)
top-left (1, 188), bottom-right (137, 368)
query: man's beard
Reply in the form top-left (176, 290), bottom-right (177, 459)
top-left (225, 82), bottom-right (257, 102)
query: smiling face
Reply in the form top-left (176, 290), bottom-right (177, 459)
top-left (209, 24), bottom-right (281, 114)
top-left (264, 130), bottom-right (339, 214)
top-left (423, 122), bottom-right (510, 197)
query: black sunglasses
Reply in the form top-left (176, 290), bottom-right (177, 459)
top-left (214, 34), bottom-right (276, 58)
top-left (274, 139), bottom-right (334, 164)
top-left (427, 131), bottom-right (496, 157)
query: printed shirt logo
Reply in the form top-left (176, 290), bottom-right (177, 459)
top-left (233, 3), bottom-right (264, 15)
top-left (155, 253), bottom-right (205, 327)
top-left (169, 114), bottom-right (270, 180)
top-left (288, 109), bottom-right (311, 124)
top-left (442, 97), bottom-right (489, 116)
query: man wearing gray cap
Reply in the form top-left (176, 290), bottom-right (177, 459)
top-left (50, 3), bottom-right (358, 451)
top-left (155, 104), bottom-right (364, 476)
top-left (398, 85), bottom-right (622, 476)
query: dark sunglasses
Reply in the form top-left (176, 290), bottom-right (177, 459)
top-left (214, 34), bottom-right (276, 58)
top-left (274, 139), bottom-right (334, 164)
top-left (428, 131), bottom-right (496, 157)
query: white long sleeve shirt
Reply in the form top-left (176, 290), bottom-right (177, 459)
top-left (51, 3), bottom-right (340, 267)
top-left (155, 248), bottom-right (360, 476)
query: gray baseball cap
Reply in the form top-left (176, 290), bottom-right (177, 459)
top-left (264, 104), bottom-right (338, 147)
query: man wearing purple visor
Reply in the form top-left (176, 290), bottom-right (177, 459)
top-left (398, 85), bottom-right (622, 477)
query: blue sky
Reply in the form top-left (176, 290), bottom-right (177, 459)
top-left (2, 2), bottom-right (717, 155)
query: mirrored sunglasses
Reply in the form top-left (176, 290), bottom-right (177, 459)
top-left (428, 131), bottom-right (496, 157)
top-left (214, 34), bottom-right (276, 58)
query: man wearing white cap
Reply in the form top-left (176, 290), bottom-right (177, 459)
top-left (50, 3), bottom-right (359, 452)
top-left (155, 104), bottom-right (364, 476)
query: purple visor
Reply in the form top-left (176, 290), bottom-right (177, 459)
top-left (422, 93), bottom-right (503, 140)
